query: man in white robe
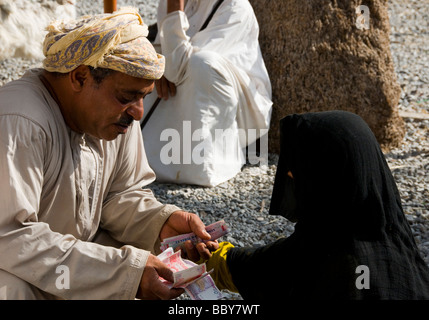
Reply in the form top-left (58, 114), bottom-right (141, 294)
top-left (141, 0), bottom-right (272, 187)
top-left (0, 7), bottom-right (217, 300)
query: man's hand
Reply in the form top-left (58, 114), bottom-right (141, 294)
top-left (167, 0), bottom-right (185, 13)
top-left (155, 76), bottom-right (176, 100)
top-left (136, 254), bottom-right (184, 300)
top-left (160, 210), bottom-right (220, 261)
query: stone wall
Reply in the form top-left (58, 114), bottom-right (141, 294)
top-left (250, 0), bottom-right (404, 153)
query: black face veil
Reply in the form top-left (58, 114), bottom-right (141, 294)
top-left (269, 110), bottom-right (406, 240)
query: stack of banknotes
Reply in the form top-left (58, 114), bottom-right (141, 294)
top-left (157, 220), bottom-right (229, 300)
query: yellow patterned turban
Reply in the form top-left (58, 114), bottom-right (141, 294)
top-left (42, 7), bottom-right (164, 80)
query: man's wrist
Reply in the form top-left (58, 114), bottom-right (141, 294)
top-left (167, 0), bottom-right (184, 13)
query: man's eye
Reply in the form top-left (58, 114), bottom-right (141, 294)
top-left (118, 97), bottom-right (133, 104)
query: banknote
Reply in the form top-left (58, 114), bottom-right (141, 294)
top-left (160, 219), bottom-right (229, 251)
top-left (156, 246), bottom-right (176, 262)
top-left (185, 275), bottom-right (224, 300)
top-left (158, 249), bottom-right (209, 288)
top-left (157, 248), bottom-right (223, 299)
top-left (173, 263), bottom-right (207, 287)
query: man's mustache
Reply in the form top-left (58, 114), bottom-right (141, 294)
top-left (117, 115), bottom-right (134, 127)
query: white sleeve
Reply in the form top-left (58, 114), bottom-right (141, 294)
top-left (159, 0), bottom-right (258, 85)
top-left (101, 121), bottom-right (181, 253)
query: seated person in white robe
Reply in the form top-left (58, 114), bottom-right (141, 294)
top-left (141, 0), bottom-right (272, 187)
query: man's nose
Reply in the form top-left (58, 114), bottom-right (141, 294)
top-left (127, 98), bottom-right (144, 121)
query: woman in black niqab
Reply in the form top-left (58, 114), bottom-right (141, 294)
top-left (212, 110), bottom-right (429, 300)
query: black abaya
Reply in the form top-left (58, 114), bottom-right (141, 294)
top-left (227, 111), bottom-right (429, 300)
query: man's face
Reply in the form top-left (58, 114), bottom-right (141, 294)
top-left (73, 70), bottom-right (154, 141)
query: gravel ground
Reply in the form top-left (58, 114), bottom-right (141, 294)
top-left (0, 0), bottom-right (427, 300)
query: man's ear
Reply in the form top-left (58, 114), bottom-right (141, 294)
top-left (69, 65), bottom-right (90, 92)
